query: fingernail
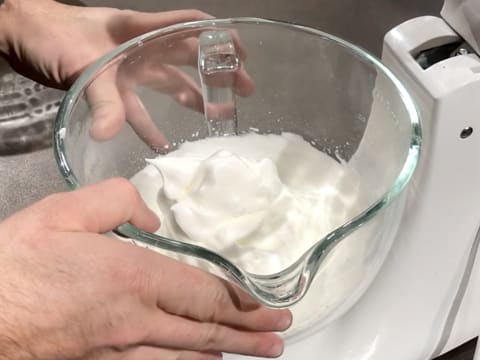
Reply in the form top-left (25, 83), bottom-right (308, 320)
top-left (147, 210), bottom-right (161, 232)
top-left (267, 341), bottom-right (284, 357)
top-left (175, 91), bottom-right (190, 105)
top-left (277, 313), bottom-right (292, 330)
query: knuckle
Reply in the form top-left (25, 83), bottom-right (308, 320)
top-left (201, 323), bottom-right (222, 349)
top-left (174, 352), bottom-right (188, 360)
top-left (192, 275), bottom-right (231, 323)
top-left (114, 8), bottom-right (138, 24)
top-left (105, 254), bottom-right (156, 307)
top-left (124, 265), bottom-right (154, 303)
top-left (90, 98), bottom-right (116, 113)
top-left (107, 177), bottom-right (141, 203)
top-left (208, 288), bottom-right (229, 322)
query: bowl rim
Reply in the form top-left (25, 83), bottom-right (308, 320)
top-left (53, 17), bottom-right (422, 308)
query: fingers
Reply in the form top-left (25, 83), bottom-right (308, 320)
top-left (131, 64), bottom-right (204, 112)
top-left (86, 65), bottom-right (199, 143)
top-left (88, 11), bottom-right (254, 141)
top-left (89, 346), bottom-right (221, 360)
top-left (58, 237), bottom-right (286, 359)
top-left (142, 253), bottom-right (292, 332)
top-left (234, 66), bottom-right (255, 97)
top-left (120, 88), bottom-right (169, 150)
top-left (121, 27), bottom-right (254, 98)
top-left (117, 9), bottom-right (214, 40)
top-left (36, 178), bottom-right (159, 233)
top-left (86, 64), bottom-right (250, 145)
top-left (109, 9), bottom-right (214, 46)
top-left (143, 311), bottom-right (284, 358)
top-left (86, 68), bottom-right (126, 140)
top-left (152, 37), bottom-right (199, 67)
top-left (120, 64), bottom-right (204, 149)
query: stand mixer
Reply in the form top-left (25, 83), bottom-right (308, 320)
top-left (230, 1), bottom-right (480, 359)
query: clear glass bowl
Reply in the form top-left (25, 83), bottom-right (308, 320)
top-left (54, 18), bottom-right (421, 335)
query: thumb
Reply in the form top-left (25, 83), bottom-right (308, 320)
top-left (35, 178), bottom-right (160, 234)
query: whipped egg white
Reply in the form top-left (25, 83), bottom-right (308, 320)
top-left (130, 132), bottom-right (361, 275)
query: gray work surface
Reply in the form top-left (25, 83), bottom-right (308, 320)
top-left (4, 1), bottom-right (474, 359)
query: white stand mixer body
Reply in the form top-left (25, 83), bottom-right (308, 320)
top-left (226, 16), bottom-right (480, 360)
top-left (382, 15), bottom-right (480, 358)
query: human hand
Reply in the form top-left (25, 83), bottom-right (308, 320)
top-left (0, 178), bottom-right (291, 360)
top-left (0, 0), bottom-right (254, 145)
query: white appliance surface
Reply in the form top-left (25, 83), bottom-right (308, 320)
top-left (226, 15), bottom-right (480, 360)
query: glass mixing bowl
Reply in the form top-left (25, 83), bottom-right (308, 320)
top-left (54, 18), bottom-right (421, 336)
